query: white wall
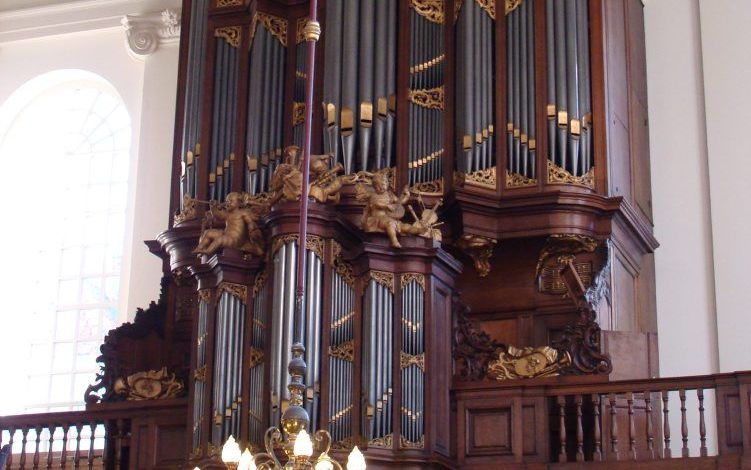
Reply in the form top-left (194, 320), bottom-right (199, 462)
top-left (645, 0), bottom-right (751, 377)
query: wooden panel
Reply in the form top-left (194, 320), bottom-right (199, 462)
top-left (522, 404), bottom-right (537, 456)
top-left (466, 407), bottom-right (513, 456)
top-left (724, 393), bottom-right (743, 448)
top-left (612, 252), bottom-right (636, 332)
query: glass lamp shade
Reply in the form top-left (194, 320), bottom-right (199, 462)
top-left (293, 430), bottom-right (314, 457)
top-left (314, 453), bottom-right (334, 470)
top-left (346, 446), bottom-right (366, 470)
top-left (221, 435), bottom-right (242, 464)
top-left (238, 449), bottom-right (255, 470)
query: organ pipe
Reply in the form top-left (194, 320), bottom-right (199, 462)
top-left (248, 274), bottom-right (269, 447)
top-left (328, 261), bottom-right (355, 445)
top-left (323, 0), bottom-right (397, 174)
top-left (192, 294), bottom-right (210, 452)
top-left (180, 0), bottom-right (209, 208)
top-left (246, 16), bottom-right (288, 195)
top-left (400, 276), bottom-right (425, 447)
top-left (546, 0), bottom-right (593, 181)
top-left (211, 29), bottom-right (241, 201)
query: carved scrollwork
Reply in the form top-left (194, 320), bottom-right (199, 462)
top-left (271, 234), bottom-right (326, 260)
top-left (408, 86), bottom-right (445, 110)
top-left (292, 101), bottom-right (305, 126)
top-left (113, 367), bottom-right (185, 401)
top-left (505, 170), bottom-right (537, 188)
top-left (535, 234), bottom-right (599, 280)
top-left (410, 0), bottom-right (444, 24)
top-left (369, 271), bottom-right (395, 293)
top-left (487, 346), bottom-right (571, 380)
top-left (217, 282), bottom-right (247, 301)
top-left (465, 166), bottom-right (497, 189)
top-left (174, 194), bottom-right (199, 225)
top-left (401, 273), bottom-right (426, 289)
top-left (215, 26), bottom-right (242, 48)
top-left (198, 289), bottom-right (212, 303)
top-left (505, 0), bottom-right (523, 16)
top-left (332, 241), bottom-right (356, 287)
top-left (253, 270), bottom-right (267, 295)
top-left (216, 0), bottom-right (243, 7)
top-left (456, 233), bottom-right (497, 277)
top-left (452, 296), bottom-right (505, 381)
top-left (249, 347), bottom-right (265, 368)
top-left (255, 12), bottom-right (288, 47)
top-left (329, 341), bottom-right (355, 363)
top-left (411, 178), bottom-right (444, 196)
top-left (400, 435), bottom-right (425, 449)
top-left (193, 365), bottom-right (207, 382)
top-left (547, 160), bottom-right (595, 189)
top-left (369, 434), bottom-right (394, 448)
top-left (400, 352), bottom-right (426, 371)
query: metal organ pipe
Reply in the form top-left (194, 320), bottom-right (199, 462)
top-left (545, 0), bottom-right (592, 179)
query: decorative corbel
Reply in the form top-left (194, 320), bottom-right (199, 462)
top-left (121, 9), bottom-right (181, 59)
top-left (456, 233), bottom-right (497, 277)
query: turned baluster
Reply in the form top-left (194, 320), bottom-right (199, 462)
top-left (114, 419), bottom-right (124, 470)
top-left (662, 390), bottom-right (671, 458)
top-left (73, 423), bottom-right (83, 469)
top-left (609, 393), bottom-right (619, 460)
top-left (575, 395), bottom-right (584, 462)
top-left (46, 426), bottom-right (54, 469)
top-left (698, 389), bottom-right (707, 457)
top-left (33, 426), bottom-right (42, 468)
top-left (679, 389), bottom-right (689, 457)
top-left (627, 392), bottom-right (636, 460)
top-left (7, 427), bottom-right (15, 468)
top-left (60, 424), bottom-right (70, 469)
top-left (592, 394), bottom-right (603, 461)
top-left (645, 390), bottom-right (655, 459)
top-left (558, 396), bottom-right (567, 462)
top-left (87, 422), bottom-right (96, 470)
top-left (19, 427), bottom-right (29, 470)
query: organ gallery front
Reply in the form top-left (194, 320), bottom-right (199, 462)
top-left (10, 0), bottom-right (715, 469)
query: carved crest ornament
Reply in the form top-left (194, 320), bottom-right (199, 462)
top-left (113, 367), bottom-right (185, 401)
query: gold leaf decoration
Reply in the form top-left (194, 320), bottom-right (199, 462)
top-left (506, 170), bottom-right (537, 188)
top-left (292, 101), bottom-right (305, 126)
top-left (329, 341), bottom-right (355, 362)
top-left (296, 17), bottom-right (307, 44)
top-left (547, 160), bottom-right (595, 188)
top-left (253, 270), bottom-right (267, 295)
top-left (400, 352), bottom-right (426, 371)
top-left (113, 367), bottom-right (185, 401)
top-left (249, 347), bottom-right (265, 368)
top-left (505, 0), bottom-right (523, 15)
top-left (408, 86), bottom-right (445, 110)
top-left (487, 346), bottom-right (571, 380)
top-left (215, 0), bottom-right (242, 7)
top-left (198, 289), bottom-right (212, 303)
top-left (218, 282), bottom-right (247, 301)
top-left (456, 234), bottom-right (497, 277)
top-left (271, 234), bottom-right (325, 259)
top-left (370, 271), bottom-right (395, 293)
top-left (215, 26), bottom-right (242, 48)
top-left (401, 435), bottom-right (425, 449)
top-left (465, 166), bottom-right (497, 189)
top-left (401, 273), bottom-right (426, 289)
top-left (369, 434), bottom-right (394, 448)
top-left (411, 178), bottom-right (444, 196)
top-left (410, 0), bottom-right (444, 24)
top-left (257, 12), bottom-right (288, 47)
top-left (476, 0), bottom-right (496, 19)
top-left (174, 194), bottom-right (198, 225)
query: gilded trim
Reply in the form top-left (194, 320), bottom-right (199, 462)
top-left (465, 166), bottom-right (497, 189)
top-left (400, 352), bottom-right (426, 371)
top-left (505, 170), bottom-right (537, 188)
top-left (215, 26), bottom-right (242, 48)
top-left (257, 12), bottom-right (288, 47)
top-left (198, 289), bottom-right (212, 303)
top-left (410, 0), bottom-right (444, 24)
top-left (408, 86), bottom-right (445, 110)
top-left (401, 273), bottom-right (426, 289)
top-left (369, 271), bottom-right (395, 293)
top-left (329, 341), bottom-right (355, 362)
top-left (411, 178), bottom-right (444, 196)
top-left (217, 282), bottom-right (247, 301)
top-left (547, 160), bottom-right (595, 189)
top-left (292, 101), bottom-right (305, 126)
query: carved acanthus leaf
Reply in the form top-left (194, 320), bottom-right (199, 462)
top-left (456, 234), bottom-right (497, 277)
top-left (215, 26), bottom-right (242, 48)
top-left (410, 0), bottom-right (444, 24)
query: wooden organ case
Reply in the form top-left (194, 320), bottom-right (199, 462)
top-left (152, 0), bottom-right (656, 468)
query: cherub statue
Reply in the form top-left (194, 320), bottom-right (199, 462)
top-left (355, 169), bottom-right (411, 248)
top-left (268, 146), bottom-right (345, 205)
top-left (193, 192), bottom-right (267, 257)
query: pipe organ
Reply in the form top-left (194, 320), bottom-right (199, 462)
top-left (159, 0), bottom-right (658, 468)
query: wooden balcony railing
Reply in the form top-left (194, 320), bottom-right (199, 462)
top-left (454, 371), bottom-right (751, 469)
top-left (0, 399), bottom-right (187, 470)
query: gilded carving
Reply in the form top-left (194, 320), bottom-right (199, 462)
top-left (369, 434), bottom-right (394, 448)
top-left (218, 282), bottom-right (247, 301)
top-left (456, 234), bottom-right (497, 277)
top-left (331, 437), bottom-right (355, 451)
top-left (193, 192), bottom-right (268, 257)
top-left (356, 169), bottom-right (443, 248)
top-left (535, 234), bottom-right (599, 280)
top-left (506, 170), bottom-right (537, 188)
top-left (412, 177), bottom-right (444, 196)
top-left (249, 347), bottom-right (265, 368)
top-left (113, 367), bottom-right (185, 401)
top-left (476, 0), bottom-right (496, 19)
top-left (487, 346), bottom-right (571, 380)
top-left (329, 341), bottom-right (355, 363)
top-left (292, 101), bottom-right (305, 126)
top-left (215, 0), bottom-right (242, 7)
top-left (465, 166), bottom-right (497, 189)
top-left (400, 352), bottom-right (426, 371)
top-left (257, 12), bottom-right (288, 47)
top-left (271, 234), bottom-right (326, 260)
top-left (193, 365), bottom-right (207, 382)
top-left (408, 86), bottom-right (445, 110)
top-left (332, 241), bottom-right (356, 287)
top-left (296, 17), bottom-right (307, 44)
top-left (505, 0), bottom-right (524, 15)
top-left (410, 0), bottom-right (444, 24)
top-left (215, 26), bottom-right (242, 48)
top-left (547, 160), bottom-right (595, 189)
top-left (269, 146), bottom-right (346, 205)
top-left (174, 194), bottom-right (198, 225)
top-left (198, 289), bottom-right (212, 303)
top-left (253, 270), bottom-right (267, 295)
top-left (401, 273), bottom-right (426, 289)
top-left (369, 271), bottom-right (395, 293)
top-left (400, 435), bottom-right (425, 449)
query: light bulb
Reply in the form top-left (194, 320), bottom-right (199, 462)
top-left (238, 449), bottom-right (255, 470)
top-left (293, 429), bottom-right (314, 457)
top-left (315, 453), bottom-right (334, 470)
top-left (346, 446), bottom-right (366, 470)
top-left (221, 435), bottom-right (242, 464)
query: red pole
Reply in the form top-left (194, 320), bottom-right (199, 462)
top-left (294, 0), bottom-right (320, 343)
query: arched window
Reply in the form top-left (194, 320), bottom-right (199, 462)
top-left (0, 70), bottom-right (132, 414)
